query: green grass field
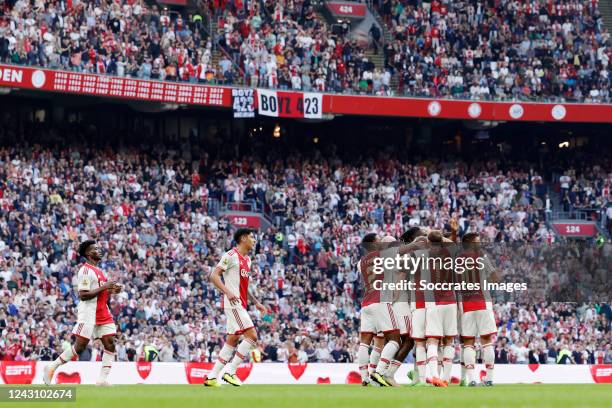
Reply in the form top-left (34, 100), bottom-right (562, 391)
top-left (2, 384), bottom-right (611, 408)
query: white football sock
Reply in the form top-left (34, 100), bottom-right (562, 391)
top-left (386, 359), bottom-right (401, 379)
top-left (460, 346), bottom-right (466, 382)
top-left (376, 340), bottom-right (399, 374)
top-left (49, 345), bottom-right (77, 371)
top-left (464, 345), bottom-right (476, 383)
top-left (482, 343), bottom-right (495, 382)
top-left (357, 343), bottom-right (370, 382)
top-left (369, 345), bottom-right (381, 374)
top-left (97, 350), bottom-right (115, 383)
top-left (442, 345), bottom-right (454, 382)
top-left (226, 338), bottom-right (257, 375)
top-left (415, 345), bottom-right (426, 383)
top-left (426, 343), bottom-right (439, 379)
top-left (209, 343), bottom-right (235, 379)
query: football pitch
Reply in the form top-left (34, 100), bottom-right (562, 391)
top-left (2, 384), bottom-right (611, 408)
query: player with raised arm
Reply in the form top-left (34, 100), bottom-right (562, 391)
top-left (457, 232), bottom-right (498, 386)
top-left (204, 228), bottom-right (267, 387)
top-left (356, 233), bottom-right (401, 387)
top-left (44, 240), bottom-right (121, 386)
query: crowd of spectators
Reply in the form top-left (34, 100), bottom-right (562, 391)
top-left (0, 0), bottom-right (231, 84)
top-left (2, 0), bottom-right (608, 101)
top-left (213, 0), bottom-right (392, 93)
top-left (0, 115), bottom-right (610, 364)
top-left (376, 0), bottom-right (611, 101)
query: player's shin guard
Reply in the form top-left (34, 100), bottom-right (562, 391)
top-left (97, 350), bottom-right (115, 383)
top-left (425, 343), bottom-right (439, 380)
top-left (357, 343), bottom-right (370, 382)
top-left (209, 343), bottom-right (236, 379)
top-left (415, 345), bottom-right (426, 383)
top-left (442, 345), bottom-right (454, 382)
top-left (369, 345), bottom-right (381, 374)
top-left (463, 345), bottom-right (476, 383)
top-left (226, 338), bottom-right (257, 375)
top-left (482, 343), bottom-right (495, 382)
top-left (49, 345), bottom-right (77, 371)
top-left (376, 341), bottom-right (399, 375)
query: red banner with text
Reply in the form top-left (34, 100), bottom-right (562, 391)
top-left (2, 64), bottom-right (612, 123)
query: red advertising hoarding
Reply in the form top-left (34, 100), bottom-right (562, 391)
top-left (2, 64), bottom-right (612, 123)
top-left (0, 65), bottom-right (230, 107)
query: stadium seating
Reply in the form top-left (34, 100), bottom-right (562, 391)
top-left (0, 114), bottom-right (610, 364)
top-left (1, 0), bottom-right (608, 100)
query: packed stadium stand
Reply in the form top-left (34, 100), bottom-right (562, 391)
top-left (0, 101), bottom-right (610, 364)
top-left (1, 0), bottom-right (609, 99)
top-left (0, 0), bottom-right (610, 372)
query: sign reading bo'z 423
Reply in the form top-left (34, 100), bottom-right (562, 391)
top-left (257, 89), bottom-right (322, 119)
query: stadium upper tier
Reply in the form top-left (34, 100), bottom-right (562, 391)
top-left (1, 0), bottom-right (609, 103)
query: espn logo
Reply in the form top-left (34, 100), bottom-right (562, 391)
top-left (6, 366), bottom-right (32, 376)
top-left (596, 368), bottom-right (612, 376)
top-left (189, 368), bottom-right (211, 378)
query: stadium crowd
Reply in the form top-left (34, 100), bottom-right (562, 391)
top-left (377, 0), bottom-right (611, 101)
top-left (0, 0), bottom-right (609, 100)
top-left (0, 116), bottom-right (610, 365)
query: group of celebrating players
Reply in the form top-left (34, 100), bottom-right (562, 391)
top-left (41, 225), bottom-right (495, 388)
top-left (357, 223), bottom-right (498, 388)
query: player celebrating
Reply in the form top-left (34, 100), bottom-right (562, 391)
top-left (457, 232), bottom-right (498, 386)
top-left (401, 227), bottom-right (430, 386)
top-left (356, 233), bottom-right (401, 387)
top-left (44, 240), bottom-right (121, 386)
top-left (204, 228), bottom-right (267, 387)
top-left (423, 230), bottom-right (458, 387)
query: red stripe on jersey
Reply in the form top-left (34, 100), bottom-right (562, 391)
top-left (86, 264), bottom-right (114, 325)
top-left (234, 249), bottom-right (250, 309)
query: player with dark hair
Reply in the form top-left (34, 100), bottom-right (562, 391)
top-left (204, 228), bottom-right (267, 387)
top-left (44, 240), bottom-right (121, 385)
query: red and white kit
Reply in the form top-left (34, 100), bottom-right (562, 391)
top-left (457, 251), bottom-right (497, 338)
top-left (392, 247), bottom-right (411, 336)
top-left (357, 248), bottom-right (398, 334)
top-left (216, 248), bottom-right (253, 335)
top-left (410, 249), bottom-right (427, 340)
top-left (72, 262), bottom-right (116, 340)
top-left (423, 246), bottom-right (458, 339)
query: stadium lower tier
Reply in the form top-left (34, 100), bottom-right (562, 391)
top-left (1, 361), bottom-right (610, 385)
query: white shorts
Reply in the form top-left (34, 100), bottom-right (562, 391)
top-left (461, 309), bottom-right (497, 339)
top-left (393, 302), bottom-right (412, 336)
top-left (425, 303), bottom-right (458, 338)
top-left (72, 322), bottom-right (116, 341)
top-left (225, 307), bottom-right (255, 335)
top-left (359, 303), bottom-right (398, 334)
top-left (410, 307), bottom-right (426, 340)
